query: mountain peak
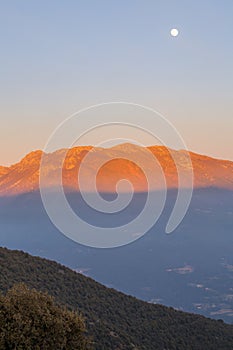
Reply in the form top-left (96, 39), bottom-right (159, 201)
top-left (18, 150), bottom-right (43, 166)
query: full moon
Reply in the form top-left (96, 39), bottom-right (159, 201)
top-left (170, 28), bottom-right (179, 37)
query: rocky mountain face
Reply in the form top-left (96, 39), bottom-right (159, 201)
top-left (0, 144), bottom-right (232, 195)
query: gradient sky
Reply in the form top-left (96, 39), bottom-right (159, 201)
top-left (0, 0), bottom-right (233, 165)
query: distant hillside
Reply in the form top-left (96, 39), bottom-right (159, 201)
top-left (0, 144), bottom-right (233, 195)
top-left (0, 247), bottom-right (233, 349)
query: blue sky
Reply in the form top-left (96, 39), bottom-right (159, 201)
top-left (0, 1), bottom-right (233, 164)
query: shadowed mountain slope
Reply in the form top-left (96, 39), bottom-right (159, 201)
top-left (0, 247), bottom-right (233, 349)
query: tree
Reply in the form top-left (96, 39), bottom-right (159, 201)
top-left (0, 284), bottom-right (91, 350)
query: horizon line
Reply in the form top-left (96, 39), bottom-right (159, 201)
top-left (1, 142), bottom-right (233, 168)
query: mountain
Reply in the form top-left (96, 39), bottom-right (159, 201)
top-left (1, 247), bottom-right (233, 350)
top-left (0, 145), bottom-right (232, 326)
top-left (0, 144), bottom-right (233, 195)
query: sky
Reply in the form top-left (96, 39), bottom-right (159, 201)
top-left (0, 0), bottom-right (233, 165)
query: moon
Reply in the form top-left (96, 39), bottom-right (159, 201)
top-left (170, 28), bottom-right (179, 37)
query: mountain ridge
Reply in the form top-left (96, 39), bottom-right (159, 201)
top-left (0, 144), bottom-right (232, 195)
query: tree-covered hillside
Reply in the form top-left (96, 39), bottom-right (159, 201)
top-left (0, 247), bottom-right (232, 350)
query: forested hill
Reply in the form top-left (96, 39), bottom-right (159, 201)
top-left (0, 247), bottom-right (233, 350)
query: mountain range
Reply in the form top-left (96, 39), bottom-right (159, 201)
top-left (0, 145), bottom-right (233, 325)
top-left (0, 144), bottom-right (233, 195)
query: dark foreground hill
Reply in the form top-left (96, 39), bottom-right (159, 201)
top-left (0, 247), bottom-right (233, 350)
